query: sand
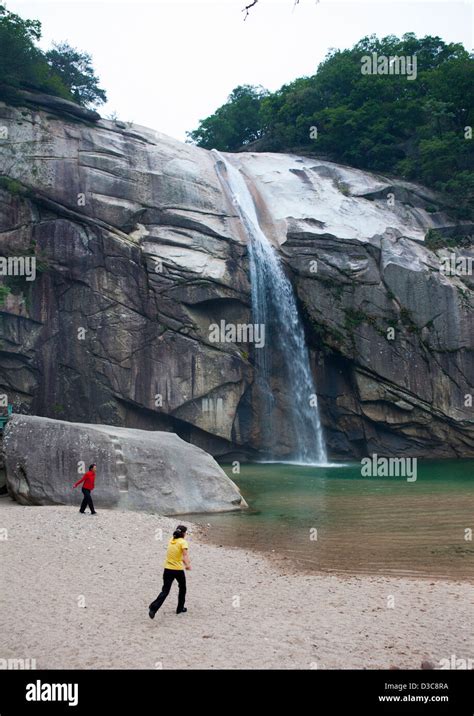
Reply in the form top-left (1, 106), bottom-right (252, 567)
top-left (1, 499), bottom-right (473, 670)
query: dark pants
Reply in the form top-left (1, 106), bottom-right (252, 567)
top-left (149, 569), bottom-right (186, 614)
top-left (80, 487), bottom-right (96, 514)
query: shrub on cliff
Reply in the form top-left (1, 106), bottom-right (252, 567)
top-left (186, 85), bottom-right (268, 150)
top-left (0, 3), bottom-right (106, 108)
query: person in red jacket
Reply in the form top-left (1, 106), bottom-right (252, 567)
top-left (73, 464), bottom-right (97, 515)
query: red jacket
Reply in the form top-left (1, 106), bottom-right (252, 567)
top-left (74, 470), bottom-right (95, 490)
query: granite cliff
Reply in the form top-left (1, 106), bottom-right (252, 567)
top-left (0, 96), bottom-right (472, 459)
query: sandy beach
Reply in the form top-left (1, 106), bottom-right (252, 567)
top-left (1, 498), bottom-right (473, 670)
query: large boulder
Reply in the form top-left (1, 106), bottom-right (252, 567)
top-left (2, 414), bottom-right (247, 514)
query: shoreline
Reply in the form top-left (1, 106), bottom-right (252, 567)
top-left (193, 517), bottom-right (474, 585)
top-left (1, 499), bottom-right (473, 670)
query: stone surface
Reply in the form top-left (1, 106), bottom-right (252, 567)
top-left (0, 98), bottom-right (472, 459)
top-left (15, 90), bottom-right (101, 123)
top-left (2, 414), bottom-right (247, 514)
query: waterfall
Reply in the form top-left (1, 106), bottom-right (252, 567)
top-left (213, 150), bottom-right (328, 465)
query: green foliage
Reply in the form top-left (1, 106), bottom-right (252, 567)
top-left (399, 306), bottom-right (419, 333)
top-left (188, 33), bottom-right (474, 218)
top-left (0, 4), bottom-right (106, 107)
top-left (0, 3), bottom-right (68, 99)
top-left (335, 179), bottom-right (350, 196)
top-left (0, 284), bottom-right (10, 307)
top-left (45, 42), bottom-right (106, 107)
top-left (344, 308), bottom-right (368, 328)
top-left (0, 175), bottom-right (26, 195)
top-left (425, 228), bottom-right (473, 249)
top-left (186, 85), bottom-right (269, 150)
top-left (424, 229), bottom-right (445, 249)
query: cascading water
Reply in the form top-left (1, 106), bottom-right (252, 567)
top-left (213, 150), bottom-right (328, 464)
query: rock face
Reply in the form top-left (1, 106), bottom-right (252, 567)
top-left (0, 98), bottom-right (472, 459)
top-left (3, 414), bottom-right (247, 514)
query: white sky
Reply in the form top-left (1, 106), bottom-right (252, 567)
top-left (6, 0), bottom-right (474, 141)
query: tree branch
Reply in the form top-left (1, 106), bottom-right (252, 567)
top-left (242, 0), bottom-right (258, 20)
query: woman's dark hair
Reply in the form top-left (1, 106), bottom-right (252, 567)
top-left (89, 464), bottom-right (96, 470)
top-left (173, 525), bottom-right (187, 539)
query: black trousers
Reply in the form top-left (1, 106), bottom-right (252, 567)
top-left (149, 569), bottom-right (186, 614)
top-left (80, 487), bottom-right (96, 513)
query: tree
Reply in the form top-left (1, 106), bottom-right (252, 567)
top-left (0, 3), bottom-right (69, 99)
top-left (0, 5), bottom-right (106, 108)
top-left (46, 42), bottom-right (106, 108)
top-left (186, 85), bottom-right (268, 150)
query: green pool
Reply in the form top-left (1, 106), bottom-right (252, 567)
top-left (191, 460), bottom-right (474, 580)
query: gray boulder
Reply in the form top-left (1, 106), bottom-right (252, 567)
top-left (3, 414), bottom-right (247, 514)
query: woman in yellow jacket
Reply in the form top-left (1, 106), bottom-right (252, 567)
top-left (149, 525), bottom-right (191, 618)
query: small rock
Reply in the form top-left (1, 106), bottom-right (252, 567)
top-left (421, 660), bottom-right (436, 670)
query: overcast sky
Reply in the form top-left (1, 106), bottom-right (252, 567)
top-left (7, 0), bottom-right (474, 141)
